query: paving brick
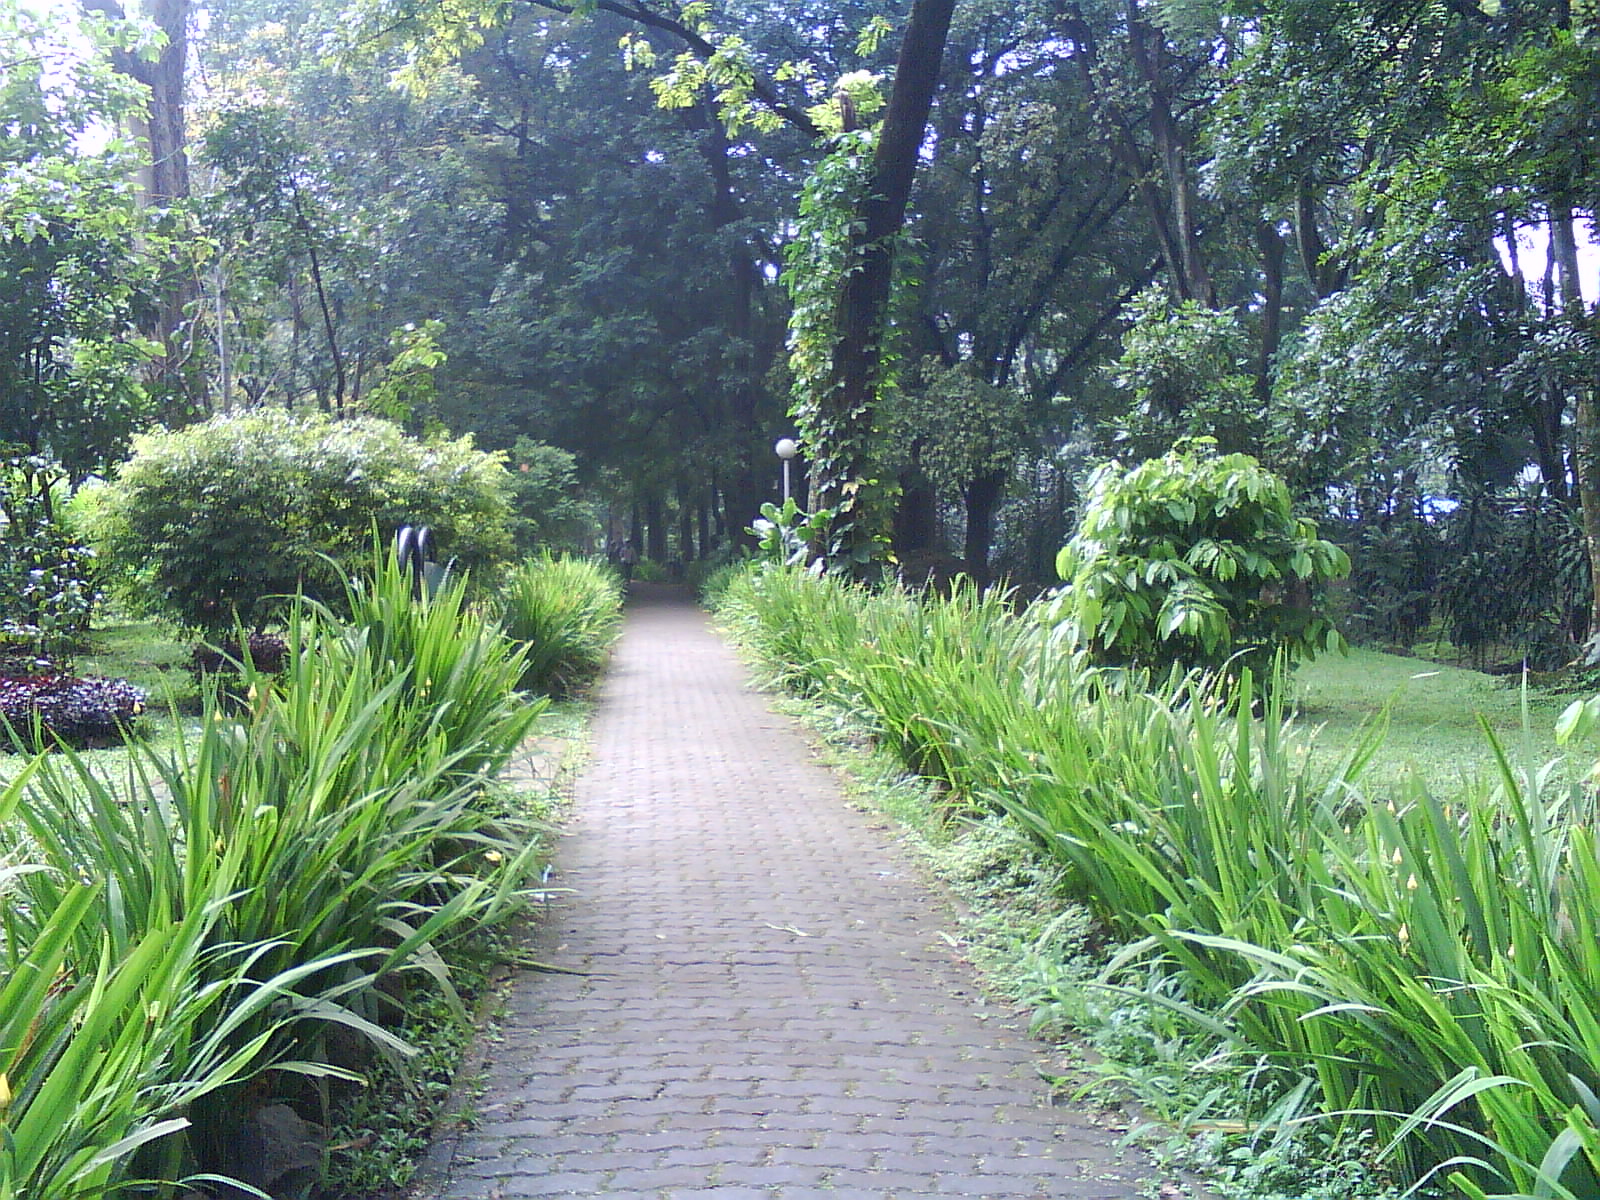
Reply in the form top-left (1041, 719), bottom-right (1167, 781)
top-left (493, 1172), bottom-right (615, 1196)
top-left (607, 1166), bottom-right (721, 1189)
top-left (933, 1174), bottom-right (1055, 1197)
top-left (420, 588), bottom-right (1166, 1200)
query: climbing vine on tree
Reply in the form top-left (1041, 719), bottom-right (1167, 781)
top-left (782, 105), bottom-right (904, 572)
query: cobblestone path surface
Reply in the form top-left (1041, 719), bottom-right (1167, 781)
top-left (422, 586), bottom-right (1161, 1200)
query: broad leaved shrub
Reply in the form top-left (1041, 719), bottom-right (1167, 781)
top-left (1050, 439), bottom-right (1349, 680)
top-left (0, 449), bottom-right (97, 659)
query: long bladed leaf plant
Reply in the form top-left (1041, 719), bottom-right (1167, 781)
top-left (0, 551), bottom-right (551, 1189)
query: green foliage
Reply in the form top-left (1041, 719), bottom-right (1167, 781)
top-left (364, 319), bottom-right (448, 424)
top-left (88, 409), bottom-right (513, 631)
top-left (0, 450), bottom-right (96, 660)
top-left (0, 857), bottom-right (310, 1200)
top-left (1436, 487), bottom-right (1588, 671)
top-left (495, 555), bottom-right (623, 697)
top-left (506, 438), bottom-right (596, 556)
top-left (323, 975), bottom-right (478, 1196)
top-left (0, 3), bottom-right (164, 479)
top-left (332, 547), bottom-right (548, 784)
top-left (893, 362), bottom-right (1033, 495)
top-left (712, 563), bottom-right (866, 696)
top-left (1109, 290), bottom-right (1259, 456)
top-left (1052, 441), bottom-right (1350, 679)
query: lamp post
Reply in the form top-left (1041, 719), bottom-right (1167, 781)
top-left (774, 437), bottom-right (798, 504)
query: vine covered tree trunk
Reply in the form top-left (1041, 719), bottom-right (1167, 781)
top-left (1551, 207), bottom-right (1600, 638)
top-left (806, 0), bottom-right (958, 573)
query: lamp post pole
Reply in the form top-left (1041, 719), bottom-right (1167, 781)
top-left (774, 437), bottom-right (798, 504)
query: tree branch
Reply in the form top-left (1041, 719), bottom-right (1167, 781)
top-left (524, 0), bottom-right (823, 139)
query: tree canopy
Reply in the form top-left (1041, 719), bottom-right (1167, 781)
top-left (4, 0), bottom-right (1599, 658)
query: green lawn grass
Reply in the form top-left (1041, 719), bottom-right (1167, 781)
top-left (1290, 646), bottom-right (1578, 794)
top-left (75, 617), bottom-right (201, 707)
top-left (0, 618), bottom-right (202, 785)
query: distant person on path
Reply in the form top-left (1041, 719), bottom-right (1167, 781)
top-left (618, 541), bottom-right (638, 583)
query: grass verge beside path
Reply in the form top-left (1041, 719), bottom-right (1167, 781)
top-left (709, 575), bottom-right (1600, 1200)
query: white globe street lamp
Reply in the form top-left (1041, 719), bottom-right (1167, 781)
top-left (774, 437), bottom-right (799, 503)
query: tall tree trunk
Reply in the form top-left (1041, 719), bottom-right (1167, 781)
top-left (296, 192), bottom-right (347, 412)
top-left (80, 0), bottom-right (194, 408)
top-left (1551, 207), bottom-right (1600, 637)
top-left (695, 105), bottom-right (770, 550)
top-left (1254, 220), bottom-right (1286, 407)
top-left (963, 468), bottom-right (1007, 588)
top-left (677, 483), bottom-right (695, 566)
top-left (1126, 2), bottom-right (1214, 307)
top-left (808, 0), bottom-right (958, 571)
top-left (893, 452), bottom-right (939, 557)
top-left (645, 492), bottom-right (668, 563)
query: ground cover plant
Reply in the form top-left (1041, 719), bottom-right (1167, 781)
top-left (0, 557), bottom-right (553, 1197)
top-left (0, 672), bottom-right (146, 749)
top-left (714, 561), bottom-right (1600, 1199)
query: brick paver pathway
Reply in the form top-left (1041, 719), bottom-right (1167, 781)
top-left (424, 586), bottom-right (1161, 1200)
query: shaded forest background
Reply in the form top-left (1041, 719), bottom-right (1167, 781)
top-left (6, 0), bottom-right (1600, 667)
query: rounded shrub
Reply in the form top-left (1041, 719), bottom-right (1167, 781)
top-left (87, 411), bottom-right (515, 631)
top-left (0, 673), bottom-right (146, 749)
top-left (1050, 439), bottom-right (1350, 679)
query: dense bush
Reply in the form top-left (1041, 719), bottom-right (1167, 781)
top-left (496, 555), bottom-right (623, 697)
top-left (85, 410), bottom-right (515, 631)
top-left (0, 449), bottom-right (97, 659)
top-left (1050, 440), bottom-right (1349, 679)
top-left (190, 631), bottom-right (290, 676)
top-left (506, 437), bottom-right (598, 555)
top-left (0, 673), bottom-right (145, 748)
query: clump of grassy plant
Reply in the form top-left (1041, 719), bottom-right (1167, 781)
top-left (333, 547), bottom-right (549, 783)
top-left (0, 555), bottom-right (552, 1194)
top-left (495, 554), bottom-right (623, 697)
top-left (0, 770), bottom-right (367, 1200)
top-left (714, 564), bottom-right (866, 695)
